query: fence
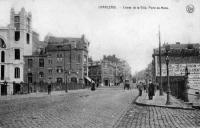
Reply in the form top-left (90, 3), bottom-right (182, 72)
top-left (156, 76), bottom-right (186, 101)
top-left (18, 82), bottom-right (85, 94)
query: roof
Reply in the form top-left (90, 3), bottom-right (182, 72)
top-left (45, 36), bottom-right (89, 52)
top-left (47, 36), bottom-right (82, 44)
top-left (153, 43), bottom-right (200, 55)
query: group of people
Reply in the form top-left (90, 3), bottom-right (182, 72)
top-left (137, 80), bottom-right (156, 100)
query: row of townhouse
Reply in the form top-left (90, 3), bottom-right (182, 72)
top-left (88, 59), bottom-right (132, 86)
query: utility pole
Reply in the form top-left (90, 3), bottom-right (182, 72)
top-left (63, 41), bottom-right (68, 92)
top-left (159, 26), bottom-right (163, 96)
top-left (165, 44), bottom-right (172, 105)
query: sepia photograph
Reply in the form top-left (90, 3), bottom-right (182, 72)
top-left (0, 0), bottom-right (199, 127)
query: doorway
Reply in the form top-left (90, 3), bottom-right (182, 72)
top-left (13, 83), bottom-right (21, 95)
top-left (1, 84), bottom-right (7, 95)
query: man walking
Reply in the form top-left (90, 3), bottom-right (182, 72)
top-left (148, 80), bottom-right (154, 100)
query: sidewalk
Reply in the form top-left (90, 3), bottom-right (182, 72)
top-left (135, 90), bottom-right (194, 110)
top-left (0, 89), bottom-right (88, 101)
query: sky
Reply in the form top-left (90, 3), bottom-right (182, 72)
top-left (0, 0), bottom-right (200, 75)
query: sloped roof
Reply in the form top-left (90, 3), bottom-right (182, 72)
top-left (47, 36), bottom-right (82, 44)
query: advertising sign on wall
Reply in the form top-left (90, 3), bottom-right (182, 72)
top-left (156, 63), bottom-right (200, 90)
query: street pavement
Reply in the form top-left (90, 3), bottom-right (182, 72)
top-left (0, 86), bottom-right (199, 128)
top-left (0, 87), bottom-right (137, 128)
top-left (114, 103), bottom-right (199, 128)
top-left (136, 90), bottom-right (193, 109)
top-left (114, 90), bottom-right (200, 128)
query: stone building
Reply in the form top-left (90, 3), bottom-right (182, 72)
top-left (153, 42), bottom-right (200, 103)
top-left (88, 60), bottom-right (116, 86)
top-left (88, 61), bottom-right (101, 86)
top-left (0, 8), bottom-right (35, 95)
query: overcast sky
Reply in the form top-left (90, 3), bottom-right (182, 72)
top-left (0, 0), bottom-right (200, 74)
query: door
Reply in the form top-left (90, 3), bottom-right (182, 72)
top-left (1, 84), bottom-right (7, 95)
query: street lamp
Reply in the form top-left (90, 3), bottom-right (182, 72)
top-left (165, 44), bottom-right (172, 105)
top-left (184, 65), bottom-right (189, 102)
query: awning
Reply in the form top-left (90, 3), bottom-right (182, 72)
top-left (84, 76), bottom-right (95, 83)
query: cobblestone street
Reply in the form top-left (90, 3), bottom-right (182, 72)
top-left (114, 101), bottom-right (200, 128)
top-left (0, 87), bottom-right (137, 128)
top-left (1, 87), bottom-right (199, 128)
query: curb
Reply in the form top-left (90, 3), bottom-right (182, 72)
top-left (134, 95), bottom-right (195, 110)
top-left (112, 94), bottom-right (139, 128)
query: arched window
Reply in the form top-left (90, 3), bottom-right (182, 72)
top-left (14, 67), bottom-right (20, 78)
top-left (0, 38), bottom-right (6, 48)
top-left (39, 72), bottom-right (44, 78)
top-left (1, 51), bottom-right (5, 62)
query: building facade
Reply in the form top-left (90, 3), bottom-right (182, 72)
top-left (24, 35), bottom-right (89, 91)
top-left (0, 8), bottom-right (34, 95)
top-left (89, 60), bottom-right (124, 86)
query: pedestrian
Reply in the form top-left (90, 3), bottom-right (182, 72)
top-left (143, 82), bottom-right (147, 93)
top-left (91, 82), bottom-right (95, 91)
top-left (138, 82), bottom-right (143, 96)
top-left (48, 84), bottom-right (51, 95)
top-left (148, 80), bottom-right (155, 100)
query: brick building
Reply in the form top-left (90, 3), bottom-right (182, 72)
top-left (24, 54), bottom-right (47, 92)
top-left (153, 42), bottom-right (200, 103)
top-left (24, 35), bottom-right (89, 91)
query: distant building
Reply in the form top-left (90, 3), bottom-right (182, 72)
top-left (88, 61), bottom-right (101, 85)
top-left (89, 60), bottom-right (122, 86)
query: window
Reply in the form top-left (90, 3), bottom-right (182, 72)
top-left (0, 38), bottom-right (6, 48)
top-left (57, 53), bottom-right (63, 62)
top-left (15, 49), bottom-right (20, 60)
top-left (27, 18), bottom-right (30, 31)
top-left (14, 16), bottom-right (20, 22)
top-left (78, 54), bottom-right (81, 63)
top-left (84, 55), bottom-right (87, 63)
top-left (28, 59), bottom-right (33, 68)
top-left (56, 66), bottom-right (63, 73)
top-left (1, 51), bottom-right (5, 62)
top-left (15, 31), bottom-right (20, 41)
top-left (26, 33), bottom-right (30, 44)
top-left (57, 78), bottom-right (63, 84)
top-left (39, 72), bottom-right (44, 78)
top-left (48, 69), bottom-right (53, 74)
top-left (48, 59), bottom-right (52, 64)
top-left (39, 58), bottom-right (44, 67)
top-left (28, 73), bottom-right (32, 83)
top-left (1, 65), bottom-right (4, 80)
top-left (14, 16), bottom-right (20, 30)
top-left (14, 67), bottom-right (20, 78)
